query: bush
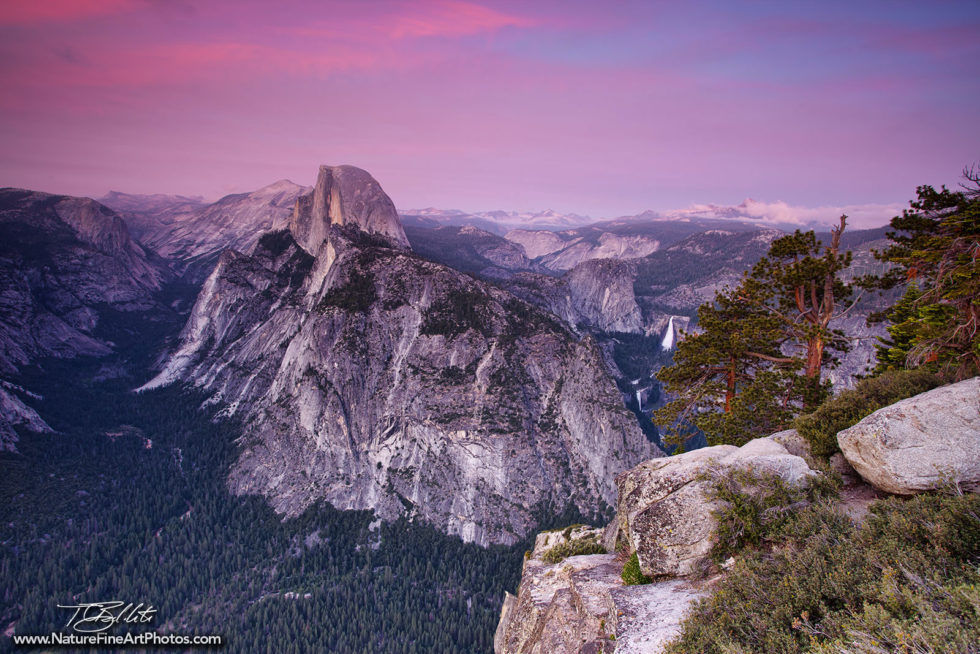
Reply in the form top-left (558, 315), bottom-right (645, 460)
top-left (541, 535), bottom-right (605, 564)
top-left (666, 492), bottom-right (980, 654)
top-left (794, 369), bottom-right (943, 458)
top-left (706, 467), bottom-right (840, 562)
top-left (621, 552), bottom-right (651, 586)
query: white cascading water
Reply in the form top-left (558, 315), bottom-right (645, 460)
top-left (661, 316), bottom-right (675, 350)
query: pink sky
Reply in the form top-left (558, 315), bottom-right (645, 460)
top-left (1, 0), bottom-right (978, 225)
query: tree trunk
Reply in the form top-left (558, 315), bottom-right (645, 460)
top-left (724, 360), bottom-right (736, 413)
top-left (805, 335), bottom-right (824, 378)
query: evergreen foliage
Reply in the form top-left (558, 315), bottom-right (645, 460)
top-left (0, 364), bottom-right (530, 654)
top-left (704, 467), bottom-right (840, 562)
top-left (620, 553), bottom-right (651, 586)
top-left (654, 219), bottom-right (853, 446)
top-left (666, 492), bottom-right (980, 654)
top-left (655, 288), bottom-right (794, 446)
top-left (863, 172), bottom-right (980, 380)
top-left (742, 217), bottom-right (853, 379)
top-left (420, 288), bottom-right (491, 337)
top-left (317, 267), bottom-right (378, 313)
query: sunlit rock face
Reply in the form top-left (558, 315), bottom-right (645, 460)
top-left (144, 165), bottom-right (657, 546)
top-left (289, 165), bottom-right (409, 254)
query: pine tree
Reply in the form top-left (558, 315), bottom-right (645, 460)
top-left (655, 287), bottom-right (798, 446)
top-left (740, 215), bottom-right (852, 381)
top-left (872, 282), bottom-right (924, 373)
top-left (655, 217), bottom-right (854, 446)
top-left (863, 170), bottom-right (980, 379)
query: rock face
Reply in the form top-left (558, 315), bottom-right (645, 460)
top-left (99, 191), bottom-right (206, 241)
top-left (503, 259), bottom-right (645, 335)
top-left (494, 526), bottom-right (709, 654)
top-left (497, 435), bottom-right (817, 653)
top-left (837, 377), bottom-right (980, 494)
top-left (505, 229), bottom-right (662, 272)
top-left (616, 438), bottom-right (814, 578)
top-left (105, 180), bottom-right (309, 282)
top-left (505, 229), bottom-right (570, 260)
top-left (403, 223), bottom-right (544, 279)
top-left (565, 259), bottom-right (644, 334)
top-left (290, 165), bottom-right (408, 254)
top-left (0, 189), bottom-right (171, 376)
top-left (0, 383), bottom-right (53, 452)
top-left (143, 165), bottom-right (656, 546)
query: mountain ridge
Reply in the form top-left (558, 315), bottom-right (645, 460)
top-left (141, 166), bottom-right (658, 545)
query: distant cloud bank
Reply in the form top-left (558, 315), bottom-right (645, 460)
top-left (664, 198), bottom-right (904, 229)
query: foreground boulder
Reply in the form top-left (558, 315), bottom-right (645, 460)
top-left (837, 376), bottom-right (980, 495)
top-left (494, 526), bottom-right (709, 654)
top-left (615, 438), bottom-right (815, 578)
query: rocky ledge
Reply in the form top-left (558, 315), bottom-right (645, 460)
top-left (496, 436), bottom-right (815, 653)
top-left (495, 526), bottom-right (710, 654)
top-left (496, 378), bottom-right (980, 653)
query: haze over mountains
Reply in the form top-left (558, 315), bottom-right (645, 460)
top-left (0, 162), bottom-right (908, 654)
top-left (0, 164), bottom-right (895, 538)
top-left (101, 180), bottom-right (310, 283)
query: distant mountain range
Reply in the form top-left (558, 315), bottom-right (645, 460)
top-left (101, 180), bottom-right (310, 283)
top-left (400, 208), bottom-right (594, 234)
top-left (400, 198), bottom-right (899, 235)
top-left (2, 167), bottom-right (896, 536)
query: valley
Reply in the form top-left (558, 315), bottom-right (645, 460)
top-left (0, 165), bottom-right (918, 653)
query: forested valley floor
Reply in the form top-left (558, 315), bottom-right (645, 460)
top-left (1, 354), bottom-right (551, 653)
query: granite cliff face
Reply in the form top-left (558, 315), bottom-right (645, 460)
top-left (0, 382), bottom-right (53, 452)
top-left (503, 260), bottom-right (646, 336)
top-left (104, 180), bottom-right (309, 282)
top-left (99, 191), bottom-right (206, 241)
top-left (506, 228), bottom-right (661, 271)
top-left (0, 189), bottom-right (175, 446)
top-left (144, 166), bottom-right (657, 545)
top-left (0, 189), bottom-right (171, 376)
top-left (290, 165), bottom-right (408, 253)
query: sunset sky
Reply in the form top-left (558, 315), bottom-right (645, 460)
top-left (1, 0), bottom-right (978, 225)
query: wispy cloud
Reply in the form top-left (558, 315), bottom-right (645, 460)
top-left (666, 199), bottom-right (904, 229)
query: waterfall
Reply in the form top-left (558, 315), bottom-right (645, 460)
top-left (661, 316), bottom-right (675, 350)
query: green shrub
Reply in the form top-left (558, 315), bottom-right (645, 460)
top-left (707, 467), bottom-right (840, 562)
top-left (794, 369), bottom-right (943, 458)
top-left (621, 552), bottom-right (652, 586)
top-left (541, 535), bottom-right (605, 564)
top-left (666, 492), bottom-right (980, 654)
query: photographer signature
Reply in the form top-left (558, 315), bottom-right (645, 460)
top-left (57, 601), bottom-right (157, 633)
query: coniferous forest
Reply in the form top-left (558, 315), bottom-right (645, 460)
top-left (0, 353), bottom-right (544, 653)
